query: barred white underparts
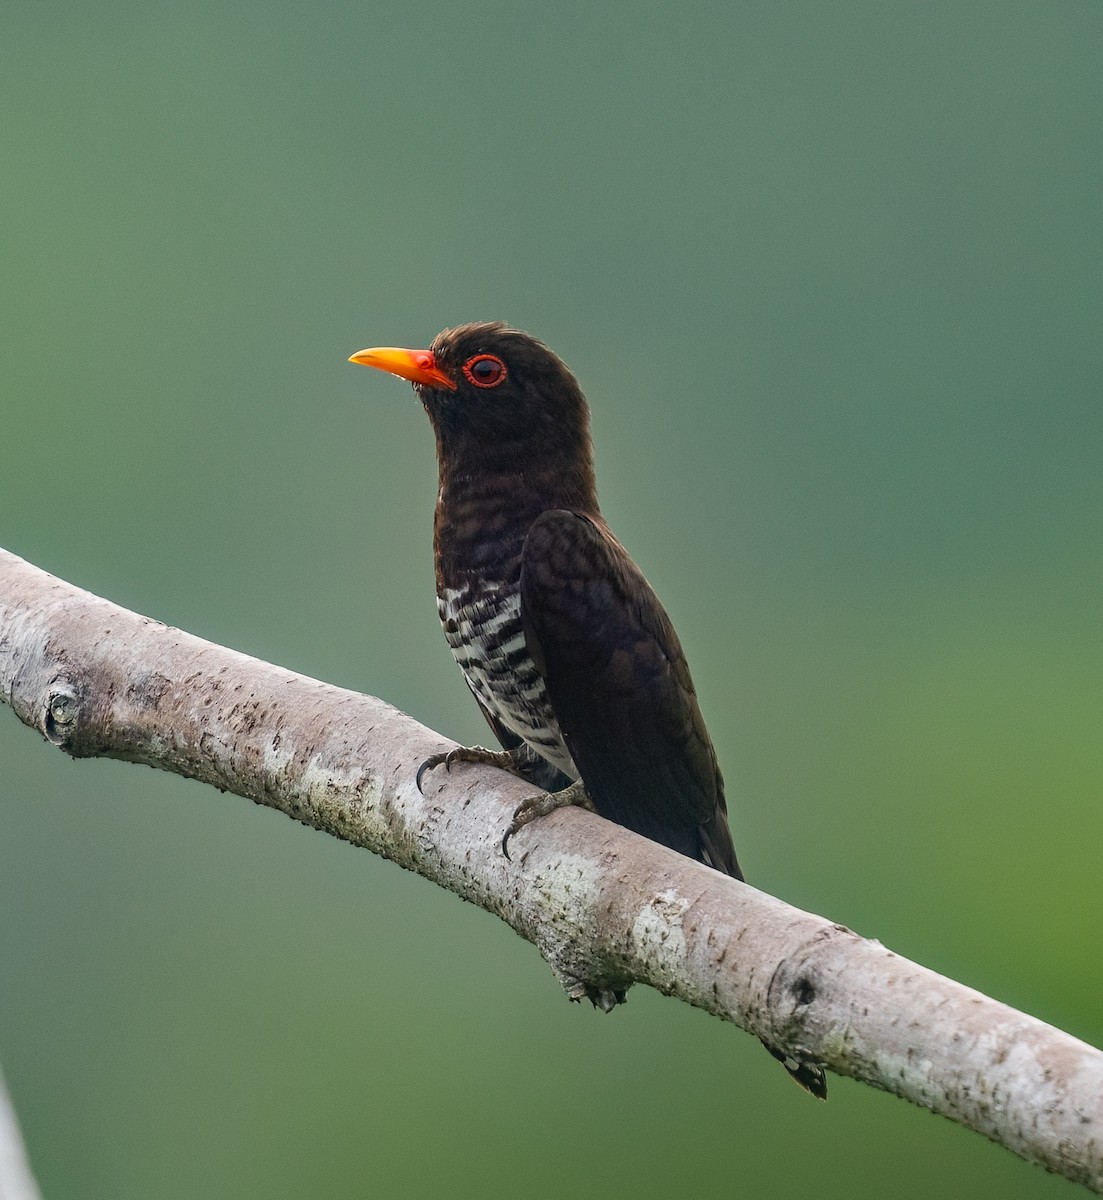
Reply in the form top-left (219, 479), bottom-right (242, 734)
top-left (437, 583), bottom-right (578, 779)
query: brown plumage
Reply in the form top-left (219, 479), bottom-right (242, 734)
top-left (350, 322), bottom-right (826, 1098)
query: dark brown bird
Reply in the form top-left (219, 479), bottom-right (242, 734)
top-left (350, 323), bottom-right (826, 1099)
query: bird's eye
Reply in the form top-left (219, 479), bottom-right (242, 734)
top-left (462, 354), bottom-right (508, 389)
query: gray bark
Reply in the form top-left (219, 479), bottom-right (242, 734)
top-left (0, 1065), bottom-right (43, 1200)
top-left (1, 546), bottom-right (1100, 1192)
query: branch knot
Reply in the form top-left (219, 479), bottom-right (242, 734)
top-left (44, 682), bottom-right (80, 746)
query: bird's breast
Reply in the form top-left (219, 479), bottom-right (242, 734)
top-left (437, 580), bottom-right (577, 779)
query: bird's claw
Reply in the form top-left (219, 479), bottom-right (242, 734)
top-left (501, 818), bottom-right (521, 861)
top-left (415, 751), bottom-right (450, 794)
top-left (416, 750), bottom-right (592, 857)
top-left (416, 744), bottom-right (516, 794)
top-left (500, 779), bottom-right (594, 861)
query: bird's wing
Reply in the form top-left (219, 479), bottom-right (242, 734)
top-left (520, 509), bottom-right (741, 878)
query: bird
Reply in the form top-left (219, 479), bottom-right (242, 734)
top-left (349, 322), bottom-right (826, 1099)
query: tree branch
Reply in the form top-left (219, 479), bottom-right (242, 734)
top-left (0, 1064), bottom-right (43, 1200)
top-left (1, 546), bottom-right (1100, 1192)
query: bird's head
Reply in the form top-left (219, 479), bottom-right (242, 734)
top-left (349, 322), bottom-right (592, 453)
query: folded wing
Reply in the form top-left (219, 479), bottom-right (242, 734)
top-left (520, 509), bottom-right (741, 878)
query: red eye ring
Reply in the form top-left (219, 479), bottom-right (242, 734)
top-left (462, 354), bottom-right (508, 389)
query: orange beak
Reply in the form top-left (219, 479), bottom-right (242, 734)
top-left (348, 346), bottom-right (457, 391)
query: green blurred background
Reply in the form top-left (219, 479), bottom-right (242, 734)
top-left (2, 2), bottom-right (1100, 1196)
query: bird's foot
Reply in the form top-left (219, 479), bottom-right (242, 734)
top-left (415, 744), bottom-right (521, 793)
top-left (501, 778), bottom-right (595, 860)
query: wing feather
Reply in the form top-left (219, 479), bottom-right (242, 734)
top-left (520, 510), bottom-right (741, 878)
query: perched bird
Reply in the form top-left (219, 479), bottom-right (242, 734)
top-left (350, 323), bottom-right (826, 1099)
